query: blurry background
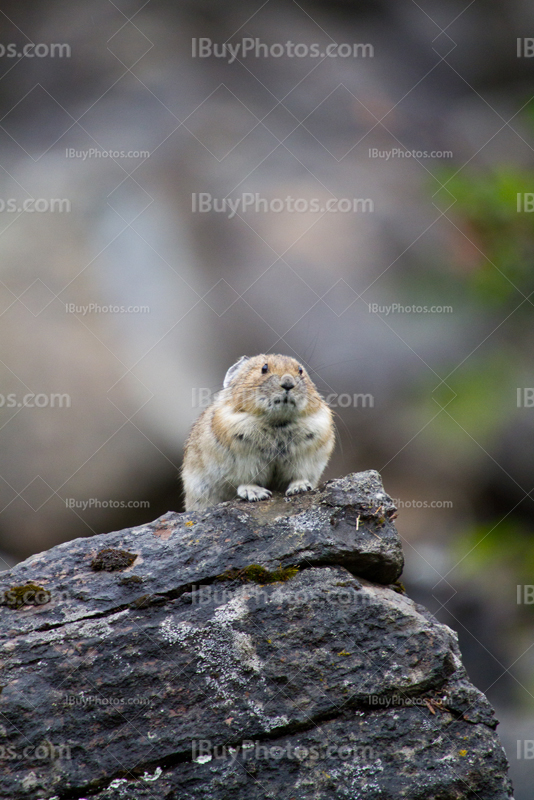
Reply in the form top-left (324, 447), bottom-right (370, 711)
top-left (0, 0), bottom-right (533, 794)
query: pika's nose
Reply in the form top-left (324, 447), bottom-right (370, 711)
top-left (280, 374), bottom-right (295, 391)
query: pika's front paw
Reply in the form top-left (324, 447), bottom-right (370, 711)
top-left (286, 480), bottom-right (313, 497)
top-left (237, 484), bottom-right (273, 503)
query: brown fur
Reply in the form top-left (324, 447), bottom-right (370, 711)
top-left (182, 354), bottom-right (334, 511)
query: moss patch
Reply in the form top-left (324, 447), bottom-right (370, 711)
top-left (91, 548), bottom-right (137, 572)
top-left (130, 594), bottom-right (153, 609)
top-left (119, 575), bottom-right (143, 586)
top-left (4, 583), bottom-right (51, 609)
top-left (216, 564), bottom-right (298, 584)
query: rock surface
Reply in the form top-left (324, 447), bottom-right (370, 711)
top-left (0, 472), bottom-right (513, 799)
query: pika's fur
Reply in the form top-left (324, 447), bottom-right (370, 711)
top-left (182, 354), bottom-right (334, 511)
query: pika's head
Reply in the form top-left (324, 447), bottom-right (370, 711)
top-left (222, 354), bottom-right (323, 418)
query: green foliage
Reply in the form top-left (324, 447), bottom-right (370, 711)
top-left (433, 166), bottom-right (534, 304)
top-left (454, 519), bottom-right (534, 587)
top-left (417, 351), bottom-right (516, 454)
top-left (417, 163), bottom-right (534, 597)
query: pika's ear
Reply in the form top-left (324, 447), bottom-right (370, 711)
top-left (223, 356), bottom-right (250, 388)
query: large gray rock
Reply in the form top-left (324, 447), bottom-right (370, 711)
top-left (0, 472), bottom-right (513, 799)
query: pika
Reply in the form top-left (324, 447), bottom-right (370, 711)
top-left (182, 354), bottom-right (335, 511)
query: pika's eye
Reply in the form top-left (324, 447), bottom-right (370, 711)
top-left (261, 364), bottom-right (269, 374)
top-left (298, 366), bottom-right (303, 375)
